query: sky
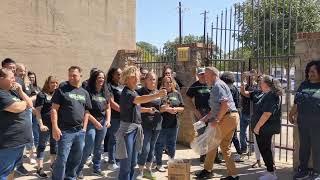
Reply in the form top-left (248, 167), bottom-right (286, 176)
top-left (137, 0), bottom-right (244, 48)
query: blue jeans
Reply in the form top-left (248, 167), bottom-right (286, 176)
top-left (137, 128), bottom-right (160, 166)
top-left (240, 113), bottom-right (250, 152)
top-left (108, 118), bottom-right (120, 164)
top-left (78, 122), bottom-right (107, 172)
top-left (32, 115), bottom-right (40, 148)
top-left (0, 145), bottom-right (24, 180)
top-left (52, 128), bottom-right (85, 180)
top-left (155, 128), bottom-right (178, 166)
top-left (37, 129), bottom-right (57, 159)
top-left (118, 130), bottom-right (137, 180)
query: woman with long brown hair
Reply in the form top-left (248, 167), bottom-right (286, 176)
top-left (155, 76), bottom-right (184, 172)
top-left (34, 76), bottom-right (59, 178)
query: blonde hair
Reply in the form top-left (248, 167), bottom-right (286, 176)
top-left (120, 66), bottom-right (140, 85)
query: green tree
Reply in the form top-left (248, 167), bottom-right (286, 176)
top-left (163, 34), bottom-right (203, 57)
top-left (136, 41), bottom-right (158, 53)
top-left (238, 0), bottom-right (320, 57)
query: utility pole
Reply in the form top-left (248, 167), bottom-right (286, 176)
top-left (211, 22), bottom-right (214, 59)
top-left (201, 10), bottom-right (209, 45)
top-left (179, 2), bottom-right (182, 45)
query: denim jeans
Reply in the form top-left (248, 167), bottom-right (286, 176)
top-left (240, 113), bottom-right (250, 152)
top-left (52, 128), bottom-right (85, 180)
top-left (118, 129), bottom-right (137, 180)
top-left (108, 118), bottom-right (120, 164)
top-left (77, 122), bottom-right (107, 172)
top-left (32, 115), bottom-right (40, 148)
top-left (0, 145), bottom-right (24, 180)
top-left (37, 129), bottom-right (57, 160)
top-left (137, 128), bottom-right (160, 166)
top-left (155, 127), bottom-right (178, 166)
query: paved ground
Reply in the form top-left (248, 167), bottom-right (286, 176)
top-left (19, 144), bottom-right (293, 180)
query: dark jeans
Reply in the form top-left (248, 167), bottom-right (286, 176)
top-left (255, 133), bottom-right (274, 172)
top-left (298, 124), bottom-right (320, 173)
top-left (137, 128), bottom-right (160, 166)
top-left (155, 127), bottom-right (178, 166)
top-left (52, 128), bottom-right (85, 180)
top-left (37, 129), bottom-right (57, 159)
top-left (108, 118), bottom-right (120, 164)
top-left (78, 122), bottom-right (107, 172)
top-left (240, 113), bottom-right (250, 152)
top-left (0, 145), bottom-right (24, 179)
top-left (232, 130), bottom-right (241, 154)
top-left (118, 130), bottom-right (138, 180)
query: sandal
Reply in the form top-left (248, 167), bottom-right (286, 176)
top-left (251, 160), bottom-right (262, 168)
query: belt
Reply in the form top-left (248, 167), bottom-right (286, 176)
top-left (226, 110), bottom-right (238, 114)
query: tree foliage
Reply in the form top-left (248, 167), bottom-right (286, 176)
top-left (237, 0), bottom-right (320, 57)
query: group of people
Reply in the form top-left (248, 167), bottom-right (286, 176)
top-left (0, 57), bottom-right (319, 180)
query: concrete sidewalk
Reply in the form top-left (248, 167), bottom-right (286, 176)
top-left (19, 144), bottom-right (293, 180)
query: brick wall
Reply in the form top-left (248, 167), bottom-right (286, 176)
top-left (0, 0), bottom-right (136, 85)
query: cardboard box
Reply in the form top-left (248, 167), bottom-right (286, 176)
top-left (168, 160), bottom-right (190, 180)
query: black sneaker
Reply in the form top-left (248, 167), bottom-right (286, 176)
top-left (214, 157), bottom-right (223, 164)
top-left (93, 170), bottom-right (106, 177)
top-left (77, 171), bottom-right (84, 179)
top-left (220, 176), bottom-right (239, 180)
top-left (36, 168), bottom-right (48, 179)
top-left (195, 169), bottom-right (212, 179)
top-left (16, 165), bottom-right (29, 176)
top-left (294, 170), bottom-right (310, 180)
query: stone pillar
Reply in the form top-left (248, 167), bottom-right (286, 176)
top-left (293, 32), bottom-right (320, 170)
top-left (111, 49), bottom-right (138, 69)
top-left (175, 43), bottom-right (205, 146)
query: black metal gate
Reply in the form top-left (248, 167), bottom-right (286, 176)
top-left (206, 0), bottom-right (320, 163)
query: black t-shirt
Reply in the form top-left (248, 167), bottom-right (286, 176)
top-left (120, 86), bottom-right (141, 124)
top-left (251, 92), bottom-right (281, 135)
top-left (35, 91), bottom-right (53, 126)
top-left (229, 84), bottom-right (240, 108)
top-left (241, 85), bottom-right (257, 115)
top-left (88, 88), bottom-right (109, 120)
top-left (186, 81), bottom-right (210, 110)
top-left (82, 79), bottom-right (89, 89)
top-left (107, 83), bottom-right (123, 119)
top-left (0, 89), bottom-right (32, 149)
top-left (161, 91), bottom-right (184, 129)
top-left (52, 82), bottom-right (92, 130)
top-left (295, 81), bottom-right (320, 126)
top-left (137, 87), bottom-right (163, 130)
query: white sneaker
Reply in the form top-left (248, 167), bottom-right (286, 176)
top-left (108, 163), bottom-right (119, 171)
top-left (86, 155), bottom-right (92, 166)
top-left (29, 157), bottom-right (36, 165)
top-left (259, 172), bottom-right (278, 180)
top-left (102, 153), bottom-right (109, 163)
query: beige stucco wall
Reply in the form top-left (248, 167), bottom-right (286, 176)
top-left (0, 0), bottom-right (136, 85)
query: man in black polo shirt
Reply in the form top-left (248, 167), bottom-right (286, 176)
top-left (51, 66), bottom-right (92, 180)
top-left (0, 68), bottom-right (33, 180)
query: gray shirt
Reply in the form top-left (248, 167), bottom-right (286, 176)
top-left (208, 79), bottom-right (237, 122)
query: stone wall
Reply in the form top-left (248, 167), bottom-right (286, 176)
top-left (0, 0), bottom-right (136, 84)
top-left (293, 32), bottom-right (320, 170)
top-left (176, 43), bottom-right (204, 146)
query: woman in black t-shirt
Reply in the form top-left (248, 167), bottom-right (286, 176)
top-left (249, 75), bottom-right (282, 179)
top-left (105, 67), bottom-right (123, 170)
top-left (77, 70), bottom-right (111, 178)
top-left (289, 60), bottom-right (320, 179)
top-left (116, 66), bottom-right (166, 180)
top-left (155, 76), bottom-right (184, 172)
top-left (35, 76), bottom-right (59, 178)
top-left (136, 72), bottom-right (164, 179)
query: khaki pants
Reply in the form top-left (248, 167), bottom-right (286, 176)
top-left (204, 112), bottom-right (239, 176)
